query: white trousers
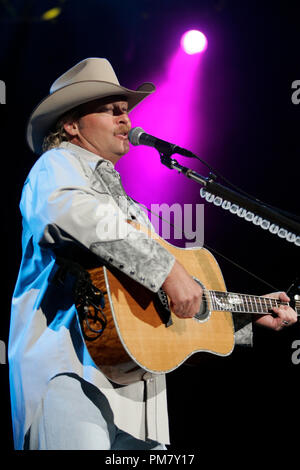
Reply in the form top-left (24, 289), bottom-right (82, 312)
top-left (26, 373), bottom-right (166, 450)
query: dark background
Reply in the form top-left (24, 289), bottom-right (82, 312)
top-left (0, 0), bottom-right (299, 454)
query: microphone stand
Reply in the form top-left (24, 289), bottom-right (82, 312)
top-left (158, 152), bottom-right (300, 239)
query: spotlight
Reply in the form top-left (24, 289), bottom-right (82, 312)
top-left (181, 30), bottom-right (207, 55)
top-left (41, 7), bottom-right (62, 21)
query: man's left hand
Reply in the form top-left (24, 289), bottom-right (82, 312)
top-left (254, 291), bottom-right (298, 331)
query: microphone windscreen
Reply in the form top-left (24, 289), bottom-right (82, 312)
top-left (128, 127), bottom-right (144, 146)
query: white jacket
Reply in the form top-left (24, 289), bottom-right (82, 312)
top-left (9, 142), bottom-right (175, 450)
top-left (9, 141), bottom-right (252, 450)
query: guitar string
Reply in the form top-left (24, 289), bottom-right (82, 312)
top-left (204, 290), bottom-right (288, 305)
top-left (192, 290), bottom-right (298, 315)
top-left (130, 197), bottom-right (280, 292)
top-left (202, 289), bottom-right (290, 314)
top-left (203, 289), bottom-right (287, 303)
top-left (129, 197), bottom-right (299, 315)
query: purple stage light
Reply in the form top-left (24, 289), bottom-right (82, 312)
top-left (117, 47), bottom-right (203, 209)
top-left (181, 30), bottom-right (207, 54)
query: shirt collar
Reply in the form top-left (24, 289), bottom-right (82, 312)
top-left (59, 141), bottom-right (115, 170)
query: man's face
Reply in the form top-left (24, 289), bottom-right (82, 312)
top-left (64, 97), bottom-right (131, 164)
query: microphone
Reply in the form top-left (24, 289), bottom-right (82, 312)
top-left (128, 127), bottom-right (193, 157)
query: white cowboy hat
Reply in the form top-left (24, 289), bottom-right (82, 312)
top-left (26, 57), bottom-right (155, 154)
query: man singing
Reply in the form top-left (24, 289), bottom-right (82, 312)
top-left (9, 57), bottom-right (297, 450)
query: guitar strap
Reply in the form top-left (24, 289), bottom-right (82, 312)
top-left (52, 257), bottom-right (107, 339)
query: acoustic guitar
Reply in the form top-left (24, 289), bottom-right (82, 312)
top-left (78, 224), bottom-right (300, 385)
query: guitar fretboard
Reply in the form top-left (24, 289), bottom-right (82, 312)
top-left (206, 290), bottom-right (300, 315)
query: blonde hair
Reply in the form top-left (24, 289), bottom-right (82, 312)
top-left (42, 109), bottom-right (79, 152)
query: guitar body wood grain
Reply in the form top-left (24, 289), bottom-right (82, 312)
top-left (80, 234), bottom-right (235, 385)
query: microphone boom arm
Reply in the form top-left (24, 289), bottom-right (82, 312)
top-left (159, 153), bottom-right (300, 244)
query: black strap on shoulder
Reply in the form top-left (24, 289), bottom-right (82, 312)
top-left (53, 257), bottom-right (107, 339)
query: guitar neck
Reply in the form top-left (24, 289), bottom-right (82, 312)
top-left (207, 290), bottom-right (300, 316)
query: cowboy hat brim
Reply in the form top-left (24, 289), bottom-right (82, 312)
top-left (26, 80), bottom-right (155, 154)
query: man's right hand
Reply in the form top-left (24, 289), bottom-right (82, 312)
top-left (162, 260), bottom-right (203, 319)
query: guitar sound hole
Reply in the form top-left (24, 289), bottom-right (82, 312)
top-left (192, 278), bottom-right (211, 322)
